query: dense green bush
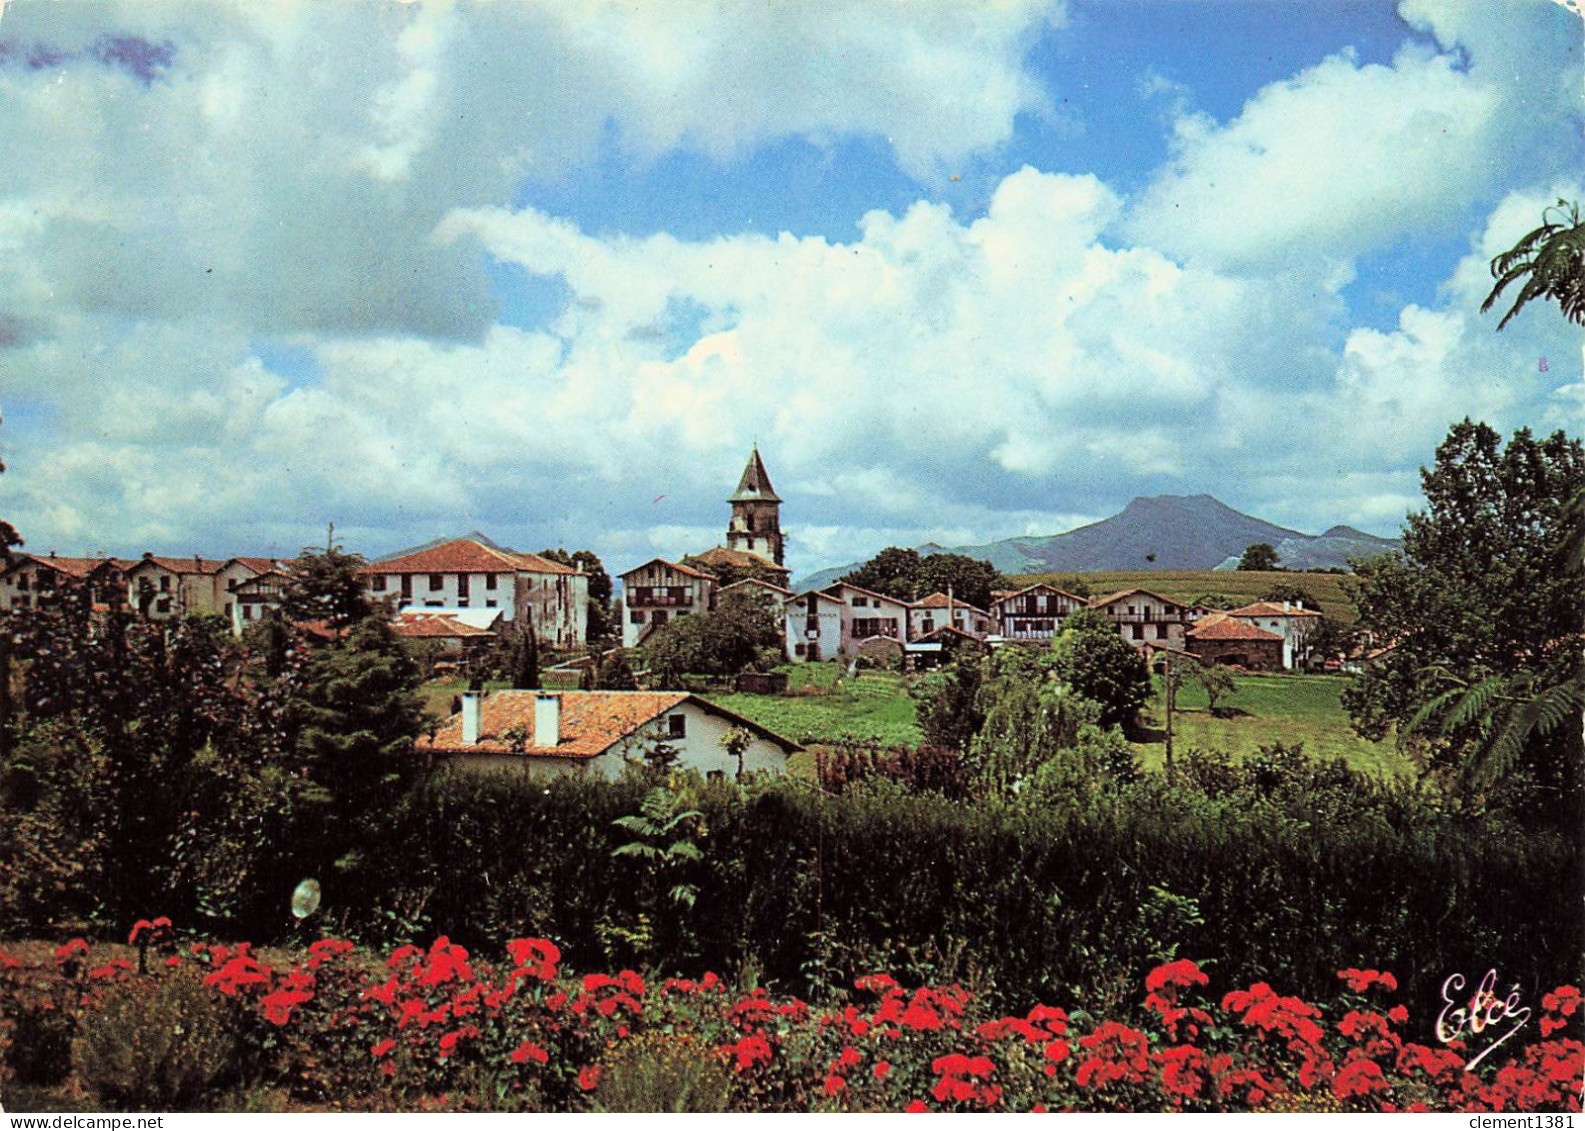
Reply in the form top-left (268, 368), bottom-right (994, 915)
top-left (316, 757), bottom-right (1580, 1024)
top-left (73, 966), bottom-right (245, 1110)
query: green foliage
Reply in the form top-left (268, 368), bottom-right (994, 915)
top-left (541, 548), bottom-right (614, 642)
top-left (73, 968), bottom-right (244, 1110)
top-left (1191, 591), bottom-right (1238, 610)
top-left (1048, 609), bottom-right (1152, 730)
top-left (608, 783), bottom-right (705, 965)
top-left (1482, 198), bottom-right (1585, 330)
top-left (593, 1032), bottom-right (733, 1113)
top-left (503, 615), bottom-right (540, 689)
top-left (1194, 663), bottom-right (1237, 715)
top-left (592, 649), bottom-right (638, 690)
top-left (1237, 543), bottom-right (1280, 571)
top-left (916, 655), bottom-right (985, 753)
top-left (1344, 420), bottom-right (1584, 824)
top-left (841, 547), bottom-right (1004, 610)
top-left (641, 589), bottom-right (783, 685)
top-left (278, 538), bottom-right (380, 634)
top-left (1260, 582), bottom-right (1318, 608)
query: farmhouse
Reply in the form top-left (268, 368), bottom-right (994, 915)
top-left (420, 689), bottom-right (800, 780)
top-left (364, 538), bottom-right (588, 648)
top-left (1089, 588), bottom-right (1195, 649)
top-left (0, 553), bottom-right (129, 612)
top-left (619, 558), bottom-right (717, 648)
top-left (1222, 601), bottom-right (1321, 669)
top-left (1185, 615), bottom-right (1285, 671)
top-left (908, 592), bottom-right (995, 639)
top-left (992, 584), bottom-right (1087, 643)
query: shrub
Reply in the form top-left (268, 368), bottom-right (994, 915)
top-left (73, 966), bottom-right (243, 1110)
top-left (593, 1031), bottom-right (733, 1112)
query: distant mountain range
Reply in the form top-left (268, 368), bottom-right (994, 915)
top-left (794, 495), bottom-right (1400, 591)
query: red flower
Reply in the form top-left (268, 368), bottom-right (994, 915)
top-left (261, 987), bottom-right (313, 1026)
top-left (856, 973), bottom-right (900, 993)
top-left (1337, 968), bottom-right (1398, 994)
top-left (1333, 1057), bottom-right (1388, 1100)
top-left (437, 1025), bottom-right (481, 1058)
top-left (823, 1074), bottom-right (846, 1097)
top-left (506, 937), bottom-right (561, 981)
top-left (510, 1041), bottom-right (550, 1066)
top-left (54, 938), bottom-right (89, 965)
top-left (1541, 986), bottom-right (1582, 1037)
top-left (371, 1039), bottom-right (397, 1059)
top-left (874, 1061), bottom-right (892, 1080)
top-left (904, 1100), bottom-right (929, 1113)
top-left (1387, 1004), bottom-right (1409, 1025)
top-left (1146, 959), bottom-right (1209, 994)
top-left (579, 1064), bottom-right (603, 1092)
top-left (726, 1034), bottom-right (774, 1072)
top-left (307, 938), bottom-right (355, 968)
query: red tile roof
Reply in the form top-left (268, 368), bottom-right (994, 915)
top-left (619, 557), bottom-right (716, 581)
top-left (370, 539), bottom-right (580, 576)
top-left (226, 556), bottom-right (281, 574)
top-left (7, 554), bottom-right (121, 579)
top-left (913, 592), bottom-right (991, 615)
top-left (392, 613), bottom-right (497, 639)
top-left (1227, 601), bottom-right (1321, 619)
top-left (420, 690), bottom-right (799, 758)
top-left (1188, 618), bottom-right (1284, 642)
top-left (1090, 588), bottom-right (1184, 610)
top-left (685, 546), bottom-right (792, 575)
top-left (830, 581), bottom-right (910, 607)
top-left (135, 555), bottom-right (228, 575)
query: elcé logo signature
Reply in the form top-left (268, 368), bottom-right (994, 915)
top-left (1437, 969), bottom-right (1533, 1071)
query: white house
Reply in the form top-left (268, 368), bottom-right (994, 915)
top-left (825, 582), bottom-right (911, 655)
top-left (0, 554), bottom-right (129, 613)
top-left (124, 555), bottom-right (231, 619)
top-left (419, 689), bottom-right (800, 780)
top-left (618, 558), bottom-right (717, 648)
top-left (783, 588), bottom-right (843, 662)
top-left (1223, 601), bottom-right (1322, 669)
top-left (1089, 588), bottom-right (1196, 650)
top-left (908, 592), bottom-right (994, 639)
top-left (364, 538), bottom-right (589, 648)
top-left (992, 583), bottom-right (1087, 643)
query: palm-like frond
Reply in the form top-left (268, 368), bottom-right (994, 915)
top-left (1482, 201), bottom-right (1585, 331)
top-left (1464, 668), bottom-right (1585, 791)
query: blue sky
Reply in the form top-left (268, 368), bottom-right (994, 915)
top-left (0, 0), bottom-right (1579, 578)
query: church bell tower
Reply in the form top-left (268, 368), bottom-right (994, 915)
top-left (726, 446), bottom-right (784, 566)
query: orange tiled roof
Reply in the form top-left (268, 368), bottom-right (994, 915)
top-left (370, 539), bottom-right (580, 576)
top-left (1227, 601), bottom-right (1321, 618)
top-left (1188, 619), bottom-right (1283, 642)
top-left (8, 554), bottom-right (120, 579)
top-left (619, 557), bottom-right (716, 582)
top-left (135, 555), bottom-right (228, 575)
top-left (686, 546), bottom-right (792, 575)
top-left (913, 592), bottom-right (990, 614)
top-left (421, 690), bottom-right (802, 759)
top-left (420, 690), bottom-right (687, 758)
top-left (1089, 587), bottom-right (1183, 610)
top-left (227, 556), bottom-right (281, 574)
top-left (391, 613), bottom-right (496, 639)
top-left (829, 581), bottom-right (910, 607)
top-left (721, 577), bottom-right (794, 597)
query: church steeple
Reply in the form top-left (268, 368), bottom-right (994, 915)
top-left (730, 445), bottom-right (781, 504)
top-left (725, 446), bottom-right (785, 565)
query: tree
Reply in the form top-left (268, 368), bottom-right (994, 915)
top-left (278, 534), bottom-right (380, 636)
top-left (1048, 608), bottom-right (1152, 731)
top-left (842, 547), bottom-right (1004, 608)
top-left (592, 649), bottom-right (638, 690)
top-left (1481, 199), bottom-right (1585, 330)
top-left (504, 613), bottom-right (540, 689)
top-left (1343, 421), bottom-right (1584, 822)
top-left (641, 589), bottom-right (782, 685)
top-left (1191, 592), bottom-right (1238, 610)
top-left (917, 654), bottom-right (987, 754)
top-left (1237, 543), bottom-right (1281, 571)
top-left (0, 449), bottom-right (22, 566)
top-left (840, 547), bottom-right (921, 600)
top-left (1195, 664), bottom-right (1237, 716)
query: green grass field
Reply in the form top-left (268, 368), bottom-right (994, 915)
top-left (713, 661), bottom-right (923, 748)
top-left (1009, 569), bottom-right (1358, 623)
top-left (1133, 670), bottom-right (1408, 777)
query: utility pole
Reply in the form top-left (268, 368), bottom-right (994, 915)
top-left (1163, 651), bottom-right (1175, 779)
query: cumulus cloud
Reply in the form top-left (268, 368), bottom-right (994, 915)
top-left (1127, 0), bottom-right (1582, 271)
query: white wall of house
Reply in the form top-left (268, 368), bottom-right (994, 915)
top-left (125, 563), bottom-right (219, 619)
top-left (369, 570), bottom-right (518, 614)
top-left (436, 700), bottom-right (791, 780)
top-left (908, 604), bottom-right (993, 638)
top-left (784, 592), bottom-right (843, 662)
top-left (830, 585), bottom-right (909, 654)
top-left (1095, 593), bottom-right (1191, 649)
top-left (619, 561), bottom-right (715, 649)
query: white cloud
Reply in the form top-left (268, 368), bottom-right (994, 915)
top-left (1127, 0), bottom-right (1582, 271)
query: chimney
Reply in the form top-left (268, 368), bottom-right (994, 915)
top-left (1283, 600), bottom-right (1291, 612)
top-left (461, 691), bottom-right (482, 746)
top-left (534, 694), bottom-right (561, 749)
